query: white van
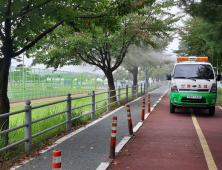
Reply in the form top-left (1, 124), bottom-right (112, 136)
top-left (166, 56), bottom-right (221, 116)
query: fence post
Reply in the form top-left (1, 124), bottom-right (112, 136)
top-left (140, 83), bottom-right (142, 96)
top-left (107, 88), bottom-right (110, 112)
top-left (25, 100), bottom-right (32, 152)
top-left (132, 86), bottom-right (134, 100)
top-left (126, 85), bottom-right (128, 103)
top-left (91, 91), bottom-right (95, 120)
top-left (118, 86), bottom-right (121, 106)
top-left (66, 93), bottom-right (72, 132)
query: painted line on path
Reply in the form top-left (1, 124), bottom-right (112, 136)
top-left (190, 109), bottom-right (218, 170)
top-left (115, 136), bottom-right (132, 154)
top-left (96, 162), bottom-right (110, 170)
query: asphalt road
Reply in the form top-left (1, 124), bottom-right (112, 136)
top-left (15, 83), bottom-right (169, 170)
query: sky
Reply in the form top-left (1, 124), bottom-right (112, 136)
top-left (11, 5), bottom-right (187, 76)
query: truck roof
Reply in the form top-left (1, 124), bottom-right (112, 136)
top-left (175, 61), bottom-right (212, 65)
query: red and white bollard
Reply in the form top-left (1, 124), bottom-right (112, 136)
top-left (52, 150), bottom-right (61, 170)
top-left (140, 98), bottom-right (145, 121)
top-left (148, 93), bottom-right (151, 113)
top-left (126, 104), bottom-right (133, 135)
top-left (109, 116), bottom-right (117, 159)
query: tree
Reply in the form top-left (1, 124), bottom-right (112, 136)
top-left (178, 0), bottom-right (222, 23)
top-left (113, 68), bottom-right (132, 81)
top-left (178, 0), bottom-right (222, 62)
top-left (123, 36), bottom-right (173, 88)
top-left (151, 60), bottom-right (174, 81)
top-left (32, 1), bottom-right (179, 101)
top-left (175, 17), bottom-right (222, 72)
top-left (0, 0), bottom-right (143, 147)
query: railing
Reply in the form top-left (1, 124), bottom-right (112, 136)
top-left (0, 81), bottom-right (165, 153)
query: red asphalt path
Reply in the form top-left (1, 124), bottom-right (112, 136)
top-left (108, 92), bottom-right (222, 170)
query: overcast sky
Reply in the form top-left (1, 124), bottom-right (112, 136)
top-left (11, 6), bottom-right (186, 75)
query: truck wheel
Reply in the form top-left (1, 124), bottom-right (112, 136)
top-left (209, 106), bottom-right (215, 116)
top-left (170, 101), bottom-right (175, 113)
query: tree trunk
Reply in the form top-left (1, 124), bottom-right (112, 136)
top-left (0, 45), bottom-right (12, 147)
top-left (129, 66), bottom-right (138, 90)
top-left (105, 71), bottom-right (117, 102)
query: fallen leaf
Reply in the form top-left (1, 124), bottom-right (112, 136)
top-left (80, 146), bottom-right (85, 149)
top-left (169, 153), bottom-right (171, 155)
top-left (113, 161), bottom-right (118, 165)
top-left (0, 158), bottom-right (3, 163)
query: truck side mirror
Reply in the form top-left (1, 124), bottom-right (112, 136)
top-left (216, 74), bottom-right (221, 81)
top-left (166, 74), bottom-right (171, 80)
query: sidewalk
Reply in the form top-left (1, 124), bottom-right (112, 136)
top-left (107, 92), bottom-right (210, 170)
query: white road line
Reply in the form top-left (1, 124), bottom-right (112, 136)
top-left (115, 136), bottom-right (131, 153)
top-left (96, 162), bottom-right (110, 170)
top-left (133, 122), bottom-right (143, 133)
top-left (145, 113), bottom-right (150, 120)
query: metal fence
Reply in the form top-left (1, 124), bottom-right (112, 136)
top-left (8, 66), bottom-right (106, 102)
top-left (0, 81), bottom-right (165, 153)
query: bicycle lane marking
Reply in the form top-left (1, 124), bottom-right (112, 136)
top-left (190, 109), bottom-right (218, 170)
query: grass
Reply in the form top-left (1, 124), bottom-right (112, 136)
top-left (217, 88), bottom-right (222, 105)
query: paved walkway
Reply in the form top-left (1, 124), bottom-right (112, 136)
top-left (108, 92), bottom-right (222, 170)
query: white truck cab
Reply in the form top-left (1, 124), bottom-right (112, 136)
top-left (166, 56), bottom-right (221, 116)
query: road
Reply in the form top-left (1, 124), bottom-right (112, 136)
top-left (14, 84), bottom-right (169, 170)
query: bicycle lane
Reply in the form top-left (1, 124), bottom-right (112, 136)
top-left (14, 85), bottom-right (169, 170)
top-left (107, 92), bottom-right (220, 170)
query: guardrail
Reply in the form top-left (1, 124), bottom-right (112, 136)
top-left (0, 81), bottom-right (165, 153)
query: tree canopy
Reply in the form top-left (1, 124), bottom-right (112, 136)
top-left (178, 0), bottom-right (222, 55)
top-left (0, 0), bottom-right (156, 147)
top-left (31, 1), bottom-right (178, 92)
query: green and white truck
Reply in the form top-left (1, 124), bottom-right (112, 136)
top-left (166, 56), bottom-right (221, 116)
